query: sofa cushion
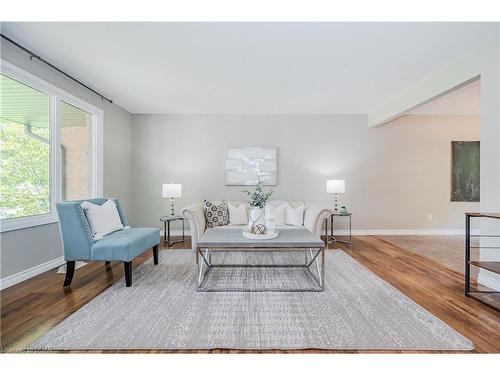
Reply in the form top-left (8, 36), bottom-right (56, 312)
top-left (204, 200), bottom-right (230, 228)
top-left (228, 202), bottom-right (248, 225)
top-left (81, 199), bottom-right (124, 240)
top-left (265, 203), bottom-right (287, 226)
top-left (285, 205), bottom-right (305, 226)
top-left (91, 228), bottom-right (160, 262)
top-left (267, 200), bottom-right (305, 209)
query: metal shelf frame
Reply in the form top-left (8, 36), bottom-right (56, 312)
top-left (465, 212), bottom-right (500, 311)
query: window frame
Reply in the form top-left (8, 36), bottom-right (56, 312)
top-left (0, 59), bottom-right (103, 232)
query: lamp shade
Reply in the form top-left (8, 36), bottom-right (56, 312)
top-left (326, 179), bottom-right (345, 194)
top-left (162, 183), bottom-right (182, 198)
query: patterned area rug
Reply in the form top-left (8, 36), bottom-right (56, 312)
top-left (30, 250), bottom-right (473, 351)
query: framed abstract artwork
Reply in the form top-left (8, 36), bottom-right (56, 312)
top-left (225, 147), bottom-right (277, 186)
top-left (451, 141), bottom-right (480, 202)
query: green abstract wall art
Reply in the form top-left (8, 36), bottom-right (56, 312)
top-left (451, 141), bottom-right (480, 202)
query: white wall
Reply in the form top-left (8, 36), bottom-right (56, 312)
top-left (477, 25), bottom-right (500, 290)
top-left (130, 113), bottom-right (479, 233)
top-left (0, 39), bottom-right (133, 283)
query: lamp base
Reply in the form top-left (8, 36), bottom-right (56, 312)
top-left (170, 197), bottom-right (176, 217)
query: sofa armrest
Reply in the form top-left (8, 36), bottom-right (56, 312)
top-left (304, 203), bottom-right (332, 237)
top-left (181, 203), bottom-right (206, 252)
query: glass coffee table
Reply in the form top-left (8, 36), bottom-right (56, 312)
top-left (196, 228), bottom-right (325, 292)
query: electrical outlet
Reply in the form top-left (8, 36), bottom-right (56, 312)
top-left (427, 214), bottom-right (433, 221)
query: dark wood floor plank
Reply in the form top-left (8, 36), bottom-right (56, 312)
top-left (1, 236), bottom-right (499, 353)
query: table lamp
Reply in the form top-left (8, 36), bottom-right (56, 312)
top-left (162, 183), bottom-right (182, 216)
top-left (326, 179), bottom-right (345, 212)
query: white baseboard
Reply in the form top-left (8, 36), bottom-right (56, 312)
top-left (0, 256), bottom-right (65, 291)
top-left (162, 229), bottom-right (473, 236)
top-left (477, 270), bottom-right (500, 292)
top-left (57, 261), bottom-right (87, 274)
top-left (338, 229), bottom-right (476, 236)
top-left (162, 229), bottom-right (192, 236)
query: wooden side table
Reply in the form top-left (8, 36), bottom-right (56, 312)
top-left (324, 212), bottom-right (352, 247)
top-left (160, 215), bottom-right (185, 247)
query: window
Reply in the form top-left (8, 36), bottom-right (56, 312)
top-left (0, 74), bottom-right (51, 219)
top-left (0, 60), bottom-right (103, 232)
top-left (60, 101), bottom-right (92, 200)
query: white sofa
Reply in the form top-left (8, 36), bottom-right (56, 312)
top-left (181, 200), bottom-right (331, 252)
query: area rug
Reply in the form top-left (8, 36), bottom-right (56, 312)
top-left (30, 250), bottom-right (473, 351)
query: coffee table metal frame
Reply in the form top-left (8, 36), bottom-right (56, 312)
top-left (196, 246), bottom-right (324, 292)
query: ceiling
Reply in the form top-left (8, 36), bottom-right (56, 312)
top-left (406, 79), bottom-right (480, 116)
top-left (0, 22), bottom-right (493, 114)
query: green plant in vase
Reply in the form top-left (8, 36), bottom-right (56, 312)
top-left (243, 181), bottom-right (274, 233)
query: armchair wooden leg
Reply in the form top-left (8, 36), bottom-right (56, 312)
top-left (63, 261), bottom-right (75, 287)
top-left (124, 261), bottom-right (132, 287)
top-left (153, 245), bottom-right (159, 265)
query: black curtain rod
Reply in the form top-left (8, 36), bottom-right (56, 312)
top-left (1, 33), bottom-right (113, 104)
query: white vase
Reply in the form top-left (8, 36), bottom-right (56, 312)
top-left (249, 206), bottom-right (264, 232)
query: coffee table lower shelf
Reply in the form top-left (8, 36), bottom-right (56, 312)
top-left (196, 247), bottom-right (325, 292)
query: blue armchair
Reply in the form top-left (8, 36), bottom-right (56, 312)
top-left (56, 198), bottom-right (160, 287)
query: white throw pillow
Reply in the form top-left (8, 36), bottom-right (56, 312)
top-left (228, 202), bottom-right (248, 225)
top-left (265, 204), bottom-right (287, 226)
top-left (81, 200), bottom-right (124, 240)
top-left (285, 205), bottom-right (305, 227)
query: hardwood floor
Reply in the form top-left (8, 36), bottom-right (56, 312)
top-left (1, 236), bottom-right (499, 353)
top-left (378, 235), bottom-right (481, 279)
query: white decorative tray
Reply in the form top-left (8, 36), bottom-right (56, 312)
top-left (242, 229), bottom-right (279, 240)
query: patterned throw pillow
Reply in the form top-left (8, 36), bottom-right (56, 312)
top-left (204, 200), bottom-right (230, 228)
